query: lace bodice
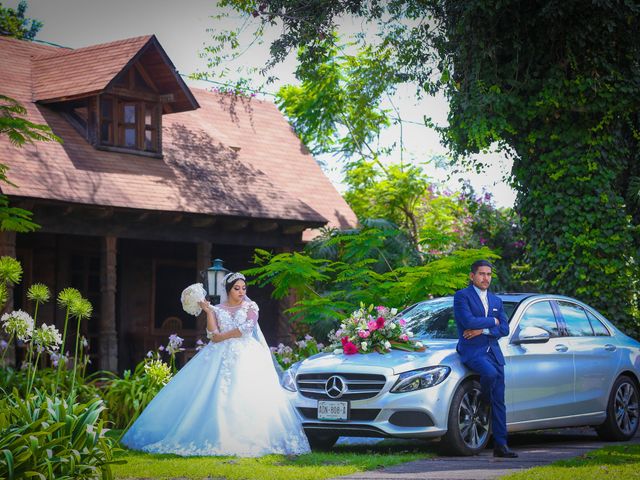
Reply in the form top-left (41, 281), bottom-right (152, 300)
top-left (212, 300), bottom-right (259, 336)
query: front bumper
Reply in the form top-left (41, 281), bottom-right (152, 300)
top-left (291, 369), bottom-right (462, 439)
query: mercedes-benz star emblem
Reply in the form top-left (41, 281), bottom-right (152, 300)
top-left (325, 375), bottom-right (347, 399)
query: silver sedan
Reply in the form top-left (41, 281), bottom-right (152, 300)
top-left (282, 294), bottom-right (640, 455)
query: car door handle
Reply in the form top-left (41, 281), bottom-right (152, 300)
top-left (555, 344), bottom-right (569, 352)
top-left (604, 344), bottom-right (617, 352)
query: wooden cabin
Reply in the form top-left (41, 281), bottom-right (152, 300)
top-left (0, 35), bottom-right (357, 372)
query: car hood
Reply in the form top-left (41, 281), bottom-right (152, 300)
top-left (299, 339), bottom-right (459, 375)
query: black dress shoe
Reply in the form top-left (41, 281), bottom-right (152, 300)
top-left (493, 445), bottom-right (518, 458)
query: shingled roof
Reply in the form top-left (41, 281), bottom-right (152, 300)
top-left (0, 35), bottom-right (357, 233)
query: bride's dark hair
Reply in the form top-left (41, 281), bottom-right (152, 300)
top-left (224, 272), bottom-right (246, 294)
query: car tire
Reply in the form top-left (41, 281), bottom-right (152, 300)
top-left (305, 431), bottom-right (339, 450)
top-left (595, 375), bottom-right (640, 441)
top-left (440, 379), bottom-right (491, 456)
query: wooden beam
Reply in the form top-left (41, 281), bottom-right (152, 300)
top-left (220, 219), bottom-right (249, 231)
top-left (252, 220), bottom-right (279, 232)
top-left (192, 217), bottom-right (217, 228)
top-left (109, 86), bottom-right (160, 103)
top-left (282, 224), bottom-right (308, 234)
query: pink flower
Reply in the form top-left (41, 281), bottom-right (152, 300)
top-left (367, 320), bottom-right (378, 331)
top-left (358, 330), bottom-right (370, 338)
top-left (376, 317), bottom-right (385, 329)
top-left (400, 334), bottom-right (409, 341)
top-left (376, 306), bottom-right (385, 311)
top-left (341, 337), bottom-right (349, 346)
top-left (399, 319), bottom-right (407, 327)
top-left (343, 341), bottom-right (358, 355)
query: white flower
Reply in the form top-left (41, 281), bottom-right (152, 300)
top-left (1, 310), bottom-right (34, 341)
top-left (333, 348), bottom-right (343, 355)
top-left (32, 324), bottom-right (62, 352)
top-left (146, 351), bottom-right (153, 358)
top-left (180, 283), bottom-right (207, 316)
top-left (340, 323), bottom-right (346, 330)
top-left (296, 340), bottom-right (307, 348)
top-left (361, 342), bottom-right (368, 351)
top-left (415, 341), bottom-right (424, 348)
top-left (384, 340), bottom-right (391, 350)
top-left (407, 330), bottom-right (414, 338)
top-left (390, 308), bottom-right (398, 315)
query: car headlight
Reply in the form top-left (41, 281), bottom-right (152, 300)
top-left (390, 366), bottom-right (451, 393)
top-left (281, 361), bottom-right (302, 392)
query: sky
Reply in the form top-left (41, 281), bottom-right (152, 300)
top-left (8, 0), bottom-right (516, 207)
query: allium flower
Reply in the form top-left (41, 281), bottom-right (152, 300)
top-left (1, 310), bottom-right (34, 340)
top-left (195, 339), bottom-right (205, 351)
top-left (0, 339), bottom-right (7, 351)
top-left (0, 256), bottom-right (22, 286)
top-left (146, 350), bottom-right (153, 358)
top-left (81, 336), bottom-right (89, 349)
top-left (70, 298), bottom-right (93, 320)
top-left (144, 359), bottom-right (172, 386)
top-left (32, 324), bottom-right (63, 352)
top-left (57, 287), bottom-right (82, 309)
top-left (27, 283), bottom-right (51, 304)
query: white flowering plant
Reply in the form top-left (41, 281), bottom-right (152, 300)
top-left (180, 283), bottom-right (207, 316)
top-left (270, 334), bottom-right (325, 370)
top-left (327, 305), bottom-right (426, 355)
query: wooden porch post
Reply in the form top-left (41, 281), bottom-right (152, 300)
top-left (99, 235), bottom-right (118, 372)
top-left (0, 231), bottom-right (16, 366)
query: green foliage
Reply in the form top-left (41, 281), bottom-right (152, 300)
top-left (0, 1), bottom-right (42, 40)
top-left (99, 356), bottom-right (172, 430)
top-left (0, 95), bottom-right (59, 146)
top-left (277, 38), bottom-right (394, 160)
top-left (0, 94), bottom-right (61, 233)
top-left (247, 223), bottom-right (497, 338)
top-left (218, 0), bottom-right (640, 335)
top-left (0, 389), bottom-right (118, 480)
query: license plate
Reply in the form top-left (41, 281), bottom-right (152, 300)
top-left (317, 400), bottom-right (349, 421)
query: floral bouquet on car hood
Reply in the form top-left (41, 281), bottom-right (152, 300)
top-left (327, 305), bottom-right (426, 355)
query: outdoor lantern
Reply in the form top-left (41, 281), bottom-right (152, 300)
top-left (205, 258), bottom-right (229, 305)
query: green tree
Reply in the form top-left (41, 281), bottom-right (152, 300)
top-left (0, 95), bottom-right (61, 232)
top-left (0, 1), bottom-right (42, 40)
top-left (215, 0), bottom-right (640, 334)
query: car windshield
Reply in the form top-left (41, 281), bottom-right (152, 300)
top-left (399, 298), bottom-right (518, 340)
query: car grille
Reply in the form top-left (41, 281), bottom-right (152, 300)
top-left (297, 407), bottom-right (381, 421)
top-left (296, 373), bottom-right (387, 400)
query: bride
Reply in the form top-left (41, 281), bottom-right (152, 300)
top-left (120, 272), bottom-right (310, 457)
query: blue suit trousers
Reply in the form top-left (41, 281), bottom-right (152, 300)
top-left (464, 350), bottom-right (507, 447)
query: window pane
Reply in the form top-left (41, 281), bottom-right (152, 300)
top-left (558, 301), bottom-right (594, 337)
top-left (101, 121), bottom-right (112, 143)
top-left (101, 98), bottom-right (113, 119)
top-left (124, 104), bottom-right (136, 124)
top-left (517, 301), bottom-right (559, 337)
top-left (124, 128), bottom-right (136, 147)
top-left (145, 129), bottom-right (155, 151)
top-left (586, 311), bottom-right (610, 336)
top-left (145, 104), bottom-right (155, 126)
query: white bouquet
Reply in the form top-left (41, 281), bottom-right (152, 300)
top-left (180, 283), bottom-right (207, 316)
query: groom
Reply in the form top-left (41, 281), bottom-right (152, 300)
top-left (453, 260), bottom-right (517, 458)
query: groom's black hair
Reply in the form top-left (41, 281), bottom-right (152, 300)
top-left (471, 259), bottom-right (494, 273)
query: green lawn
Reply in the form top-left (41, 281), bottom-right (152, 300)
top-left (504, 444), bottom-right (640, 480)
top-left (112, 440), bottom-right (432, 480)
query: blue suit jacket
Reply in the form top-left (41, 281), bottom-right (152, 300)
top-left (453, 285), bottom-right (510, 366)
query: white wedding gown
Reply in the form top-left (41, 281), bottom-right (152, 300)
top-left (121, 300), bottom-right (310, 457)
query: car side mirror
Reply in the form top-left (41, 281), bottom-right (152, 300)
top-left (512, 326), bottom-right (550, 345)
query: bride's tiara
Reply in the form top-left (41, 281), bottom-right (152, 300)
top-left (223, 272), bottom-right (245, 284)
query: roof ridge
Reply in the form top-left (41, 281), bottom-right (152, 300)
top-left (31, 34), bottom-right (153, 61)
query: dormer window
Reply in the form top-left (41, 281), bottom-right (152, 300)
top-left (98, 95), bottom-right (160, 153)
top-left (34, 35), bottom-right (199, 158)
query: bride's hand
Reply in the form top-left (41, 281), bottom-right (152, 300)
top-left (210, 331), bottom-right (224, 343)
top-left (198, 300), bottom-right (211, 312)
